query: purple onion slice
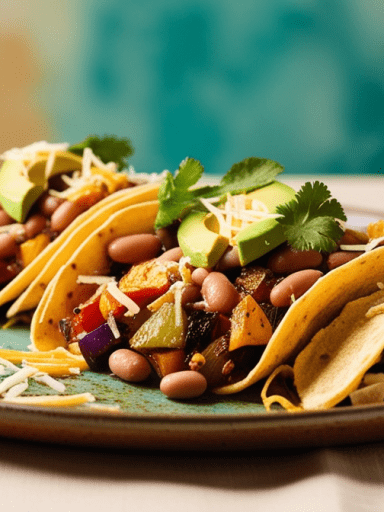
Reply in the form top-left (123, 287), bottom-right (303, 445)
top-left (78, 322), bottom-right (123, 371)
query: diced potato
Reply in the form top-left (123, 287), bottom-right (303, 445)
top-left (229, 295), bottom-right (272, 351)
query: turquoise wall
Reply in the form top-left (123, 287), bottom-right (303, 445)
top-left (41, 1), bottom-right (384, 176)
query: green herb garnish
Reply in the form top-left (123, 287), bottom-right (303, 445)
top-left (276, 181), bottom-right (347, 252)
top-left (69, 135), bottom-right (134, 171)
top-left (154, 157), bottom-right (284, 229)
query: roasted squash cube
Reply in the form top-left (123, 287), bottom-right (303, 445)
top-left (229, 294), bottom-right (272, 351)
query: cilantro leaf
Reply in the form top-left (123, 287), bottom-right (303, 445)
top-left (191, 157), bottom-right (284, 200)
top-left (69, 135), bottom-right (134, 171)
top-left (154, 158), bottom-right (204, 229)
top-left (217, 157), bottom-right (284, 196)
top-left (276, 181), bottom-right (347, 252)
top-left (154, 156), bottom-right (284, 228)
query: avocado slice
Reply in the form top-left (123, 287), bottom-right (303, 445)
top-left (235, 181), bottom-right (296, 265)
top-left (0, 151), bottom-right (82, 222)
top-left (177, 210), bottom-right (229, 268)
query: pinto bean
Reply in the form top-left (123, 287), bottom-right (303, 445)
top-left (0, 209), bottom-right (14, 226)
top-left (326, 251), bottom-right (364, 271)
top-left (216, 246), bottom-right (241, 271)
top-left (191, 267), bottom-right (210, 286)
top-left (267, 246), bottom-right (323, 274)
top-left (38, 193), bottom-right (64, 217)
top-left (108, 234), bottom-right (162, 263)
top-left (50, 200), bottom-right (87, 232)
top-left (270, 269), bottom-right (323, 307)
top-left (160, 370), bottom-right (207, 399)
top-left (156, 246), bottom-right (184, 263)
top-left (24, 214), bottom-right (47, 239)
top-left (201, 271), bottom-right (240, 314)
top-left (109, 349), bottom-right (151, 382)
top-left (181, 284), bottom-right (202, 306)
top-left (0, 233), bottom-right (18, 259)
top-left (155, 224), bottom-right (179, 250)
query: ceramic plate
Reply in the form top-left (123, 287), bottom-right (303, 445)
top-left (0, 206), bottom-right (384, 451)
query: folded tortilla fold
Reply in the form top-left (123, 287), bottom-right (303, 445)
top-left (293, 287), bottom-right (384, 409)
top-left (31, 200), bottom-right (159, 351)
top-left (0, 182), bottom-right (159, 316)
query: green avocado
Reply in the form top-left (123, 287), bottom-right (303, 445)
top-left (177, 210), bottom-right (229, 268)
top-left (235, 181), bottom-right (296, 265)
top-left (0, 151), bottom-right (82, 222)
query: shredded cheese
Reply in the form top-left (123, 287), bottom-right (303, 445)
top-left (77, 275), bottom-right (115, 285)
top-left (2, 393), bottom-right (96, 407)
top-left (0, 366), bottom-right (38, 395)
top-left (106, 282), bottom-right (140, 316)
top-left (3, 381), bottom-right (29, 400)
top-left (200, 194), bottom-right (281, 243)
top-left (107, 313), bottom-right (120, 339)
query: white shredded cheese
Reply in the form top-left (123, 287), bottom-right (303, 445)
top-left (200, 193), bottom-right (281, 243)
top-left (0, 366), bottom-right (38, 394)
top-left (173, 281), bottom-right (184, 327)
top-left (33, 373), bottom-right (66, 393)
top-left (77, 275), bottom-right (116, 285)
top-left (106, 282), bottom-right (140, 316)
top-left (85, 403), bottom-right (121, 413)
top-left (0, 357), bottom-right (20, 372)
top-left (0, 141), bottom-right (69, 161)
top-left (339, 244), bottom-right (367, 251)
top-left (3, 381), bottom-right (29, 399)
top-left (107, 313), bottom-right (120, 339)
top-left (365, 237), bottom-right (384, 252)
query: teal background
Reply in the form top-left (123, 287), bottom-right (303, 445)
top-left (3, 1), bottom-right (384, 176)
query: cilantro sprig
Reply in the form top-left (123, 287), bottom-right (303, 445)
top-left (276, 181), bottom-right (347, 252)
top-left (155, 157), bottom-right (346, 253)
top-left (69, 135), bottom-right (134, 171)
top-left (154, 156), bottom-right (284, 229)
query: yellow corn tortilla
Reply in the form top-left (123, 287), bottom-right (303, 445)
top-left (31, 200), bottom-right (159, 351)
top-left (293, 287), bottom-right (384, 410)
top-left (214, 245), bottom-right (384, 394)
top-left (0, 182), bottom-right (159, 316)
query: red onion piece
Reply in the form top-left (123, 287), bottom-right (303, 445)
top-left (78, 323), bottom-right (122, 371)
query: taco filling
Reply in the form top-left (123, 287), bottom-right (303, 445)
top-left (33, 156), bottom-right (382, 402)
top-left (0, 136), bottom-right (159, 288)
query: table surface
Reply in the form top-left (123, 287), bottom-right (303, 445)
top-left (1, 175), bottom-right (384, 512)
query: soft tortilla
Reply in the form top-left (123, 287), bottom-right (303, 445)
top-left (1, 182), bottom-right (159, 316)
top-left (31, 200), bottom-right (159, 351)
top-left (214, 246), bottom-right (384, 394)
top-left (294, 287), bottom-right (384, 409)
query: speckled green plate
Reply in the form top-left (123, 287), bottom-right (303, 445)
top-left (1, 207), bottom-right (384, 451)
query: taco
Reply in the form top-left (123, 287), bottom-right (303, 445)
top-left (0, 137), bottom-right (161, 315)
top-left (261, 249), bottom-right (384, 411)
top-left (30, 156), bottom-right (384, 402)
